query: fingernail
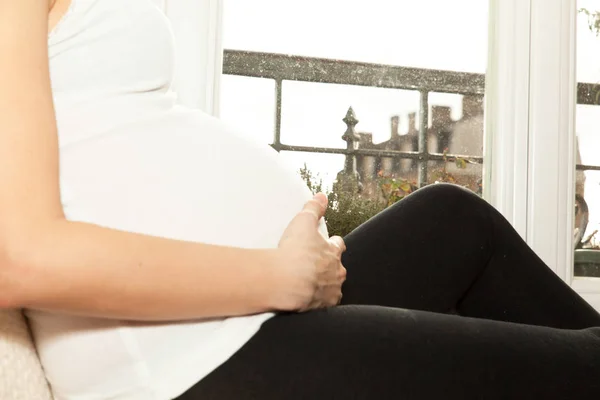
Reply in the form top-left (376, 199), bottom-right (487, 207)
top-left (314, 193), bottom-right (327, 207)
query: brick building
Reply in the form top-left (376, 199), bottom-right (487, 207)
top-left (355, 94), bottom-right (484, 197)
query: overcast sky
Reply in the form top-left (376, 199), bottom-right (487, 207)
top-left (219, 0), bottom-right (600, 242)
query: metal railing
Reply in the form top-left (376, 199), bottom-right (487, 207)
top-left (222, 49), bottom-right (600, 184)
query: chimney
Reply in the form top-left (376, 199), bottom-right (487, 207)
top-left (431, 106), bottom-right (452, 129)
top-left (407, 112), bottom-right (417, 135)
top-left (462, 94), bottom-right (483, 119)
top-left (390, 116), bottom-right (400, 138)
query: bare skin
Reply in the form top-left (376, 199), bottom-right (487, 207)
top-left (0, 0), bottom-right (346, 321)
top-left (48, 0), bottom-right (71, 34)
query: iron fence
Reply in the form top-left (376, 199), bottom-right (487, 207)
top-left (222, 49), bottom-right (600, 185)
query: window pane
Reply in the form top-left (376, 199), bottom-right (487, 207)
top-left (428, 92), bottom-right (485, 157)
top-left (222, 0), bottom-right (488, 72)
top-left (574, 1), bottom-right (600, 277)
top-left (280, 82), bottom-right (420, 149)
top-left (220, 0), bottom-right (489, 233)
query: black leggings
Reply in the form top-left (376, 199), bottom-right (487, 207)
top-left (177, 184), bottom-right (600, 400)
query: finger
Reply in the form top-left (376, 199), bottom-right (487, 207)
top-left (300, 195), bottom-right (327, 222)
top-left (339, 265), bottom-right (347, 281)
top-left (336, 291), bottom-right (343, 305)
top-left (329, 236), bottom-right (346, 253)
top-left (313, 192), bottom-right (328, 209)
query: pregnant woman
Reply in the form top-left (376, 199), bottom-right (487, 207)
top-left (0, 1), bottom-right (599, 399)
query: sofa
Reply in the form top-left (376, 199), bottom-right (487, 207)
top-left (0, 309), bottom-right (54, 399)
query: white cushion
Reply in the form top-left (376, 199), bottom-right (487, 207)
top-left (0, 309), bottom-right (53, 400)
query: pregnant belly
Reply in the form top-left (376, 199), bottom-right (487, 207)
top-left (58, 108), bottom-right (327, 248)
top-left (29, 109), bottom-right (322, 398)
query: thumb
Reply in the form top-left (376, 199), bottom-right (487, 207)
top-left (313, 193), bottom-right (328, 209)
top-left (300, 193), bottom-right (328, 223)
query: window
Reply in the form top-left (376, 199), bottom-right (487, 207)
top-left (574, 2), bottom-right (600, 279)
top-left (177, 0), bottom-right (600, 309)
top-left (517, 0), bottom-right (600, 310)
top-left (219, 0), bottom-right (489, 204)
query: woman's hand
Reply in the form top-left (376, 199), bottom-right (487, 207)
top-left (274, 193), bottom-right (347, 312)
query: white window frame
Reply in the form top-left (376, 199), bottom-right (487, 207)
top-left (485, 0), bottom-right (532, 239)
top-left (526, 0), bottom-right (600, 309)
top-left (526, 0), bottom-right (577, 281)
top-left (488, 0), bottom-right (574, 271)
top-left (162, 0), bottom-right (224, 115)
top-left (489, 0), bottom-right (600, 310)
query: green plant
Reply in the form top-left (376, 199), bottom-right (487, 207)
top-left (299, 165), bottom-right (387, 237)
top-left (430, 149), bottom-right (470, 184)
top-left (577, 8), bottom-right (600, 104)
top-left (377, 172), bottom-right (416, 207)
top-left (299, 154), bottom-right (474, 236)
top-left (580, 8), bottom-right (600, 36)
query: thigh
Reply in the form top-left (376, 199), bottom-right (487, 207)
top-left (178, 306), bottom-right (600, 400)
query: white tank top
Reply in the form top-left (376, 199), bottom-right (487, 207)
top-left (27, 1), bottom-right (326, 399)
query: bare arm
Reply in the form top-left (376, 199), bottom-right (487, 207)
top-left (0, 1), bottom-right (345, 320)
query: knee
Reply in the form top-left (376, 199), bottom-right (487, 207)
top-left (410, 183), bottom-right (480, 204)
top-left (401, 183), bottom-right (490, 220)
